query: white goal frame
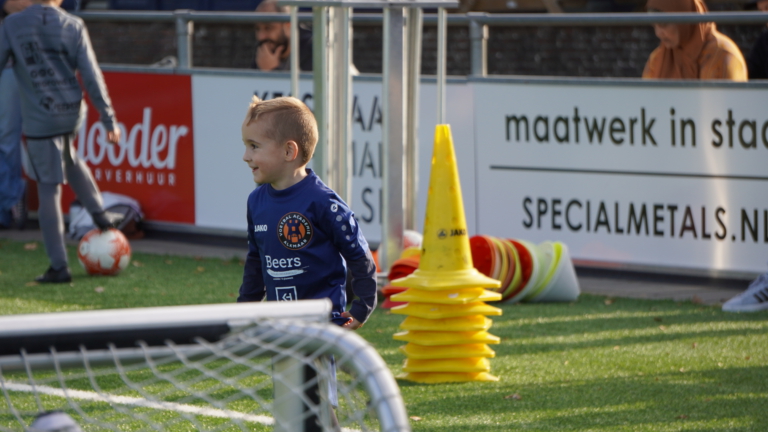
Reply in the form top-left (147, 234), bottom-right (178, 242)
top-left (0, 300), bottom-right (410, 432)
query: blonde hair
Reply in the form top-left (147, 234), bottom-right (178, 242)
top-left (245, 96), bottom-right (318, 165)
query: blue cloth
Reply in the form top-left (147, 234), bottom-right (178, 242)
top-left (0, 66), bottom-right (24, 226)
top-left (238, 169), bottom-right (377, 326)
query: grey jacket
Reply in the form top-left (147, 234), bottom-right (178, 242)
top-left (0, 4), bottom-right (116, 138)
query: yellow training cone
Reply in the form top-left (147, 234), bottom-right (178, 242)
top-left (400, 247), bottom-right (421, 259)
top-left (399, 343), bottom-right (496, 360)
top-left (399, 315), bottom-right (493, 332)
top-left (397, 372), bottom-right (499, 383)
top-left (393, 330), bottom-right (501, 346)
top-left (390, 301), bottom-right (502, 319)
top-left (390, 287), bottom-right (501, 305)
top-left (402, 358), bottom-right (491, 373)
top-left (391, 125), bottom-right (500, 292)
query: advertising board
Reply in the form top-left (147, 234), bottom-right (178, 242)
top-left (192, 74), bottom-right (314, 233)
top-left (473, 80), bottom-right (768, 273)
top-left (70, 72), bottom-right (195, 223)
top-left (59, 68), bottom-right (767, 273)
top-left (191, 74), bottom-right (477, 244)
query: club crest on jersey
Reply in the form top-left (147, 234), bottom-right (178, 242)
top-left (278, 212), bottom-right (313, 250)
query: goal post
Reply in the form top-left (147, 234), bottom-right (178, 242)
top-left (0, 301), bottom-right (410, 432)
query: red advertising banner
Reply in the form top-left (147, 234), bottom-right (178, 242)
top-left (63, 72), bottom-right (195, 223)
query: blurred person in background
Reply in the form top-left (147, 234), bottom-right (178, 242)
top-left (643, 0), bottom-right (747, 81)
top-left (584, 0), bottom-right (639, 12)
top-left (60, 0), bottom-right (89, 10)
top-left (0, 0), bottom-right (119, 282)
top-left (723, 0), bottom-right (768, 311)
top-left (746, 0), bottom-right (768, 79)
top-left (252, 0), bottom-right (312, 71)
top-left (0, 0), bottom-right (31, 230)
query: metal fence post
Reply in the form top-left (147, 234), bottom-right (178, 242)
top-left (290, 6), bottom-right (299, 98)
top-left (405, 7), bottom-right (422, 231)
top-left (334, 7), bottom-right (353, 205)
top-left (381, 7), bottom-right (406, 275)
top-left (436, 7), bottom-right (446, 124)
top-left (174, 10), bottom-right (193, 69)
top-left (312, 6), bottom-right (329, 183)
top-left (468, 12), bottom-right (487, 77)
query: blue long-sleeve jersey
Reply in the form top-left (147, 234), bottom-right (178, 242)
top-left (238, 169), bottom-right (377, 325)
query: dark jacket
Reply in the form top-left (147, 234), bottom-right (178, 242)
top-left (747, 29), bottom-right (768, 80)
top-left (238, 169), bottom-right (377, 325)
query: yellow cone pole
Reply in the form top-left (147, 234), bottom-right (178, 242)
top-left (391, 125), bottom-right (501, 291)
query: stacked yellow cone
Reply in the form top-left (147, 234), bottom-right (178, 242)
top-left (390, 125), bottom-right (502, 384)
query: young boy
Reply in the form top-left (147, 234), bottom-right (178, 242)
top-left (238, 95), bottom-right (377, 330)
top-left (0, 0), bottom-right (117, 282)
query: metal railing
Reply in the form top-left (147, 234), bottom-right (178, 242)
top-left (76, 10), bottom-right (768, 75)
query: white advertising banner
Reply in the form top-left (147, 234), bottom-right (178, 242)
top-left (349, 80), bottom-right (384, 242)
top-left (345, 79), bottom-right (479, 242)
top-left (191, 74), bottom-right (314, 233)
top-left (191, 73), bottom-right (477, 244)
top-left (473, 81), bottom-right (768, 273)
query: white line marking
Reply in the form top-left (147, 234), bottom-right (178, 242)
top-left (4, 383), bottom-right (360, 432)
top-left (3, 382), bottom-right (274, 425)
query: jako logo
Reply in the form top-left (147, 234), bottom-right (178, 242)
top-left (437, 228), bottom-right (466, 239)
top-left (254, 224), bottom-right (268, 232)
top-left (76, 107), bottom-right (188, 170)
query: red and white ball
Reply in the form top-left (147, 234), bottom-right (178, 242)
top-left (403, 229), bottom-right (423, 249)
top-left (77, 228), bottom-right (132, 275)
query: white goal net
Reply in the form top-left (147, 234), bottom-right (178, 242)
top-left (0, 301), bottom-right (409, 432)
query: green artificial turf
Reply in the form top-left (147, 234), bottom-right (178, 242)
top-left (366, 299), bottom-right (768, 431)
top-left (1, 237), bottom-right (767, 431)
top-left (0, 237), bottom-right (242, 315)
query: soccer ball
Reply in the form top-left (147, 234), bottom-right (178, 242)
top-left (78, 228), bottom-right (132, 275)
top-left (403, 229), bottom-right (423, 249)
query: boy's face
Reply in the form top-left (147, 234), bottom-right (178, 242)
top-left (242, 116), bottom-right (286, 185)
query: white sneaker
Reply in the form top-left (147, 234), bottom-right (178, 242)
top-left (722, 273), bottom-right (768, 313)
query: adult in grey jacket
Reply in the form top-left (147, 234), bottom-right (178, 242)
top-left (0, 0), bottom-right (120, 283)
top-left (0, 0), bottom-right (30, 230)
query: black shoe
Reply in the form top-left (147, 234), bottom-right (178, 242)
top-left (35, 266), bottom-right (72, 284)
top-left (0, 209), bottom-right (11, 230)
top-left (91, 211), bottom-right (114, 231)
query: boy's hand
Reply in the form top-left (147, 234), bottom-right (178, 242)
top-left (341, 312), bottom-right (362, 330)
